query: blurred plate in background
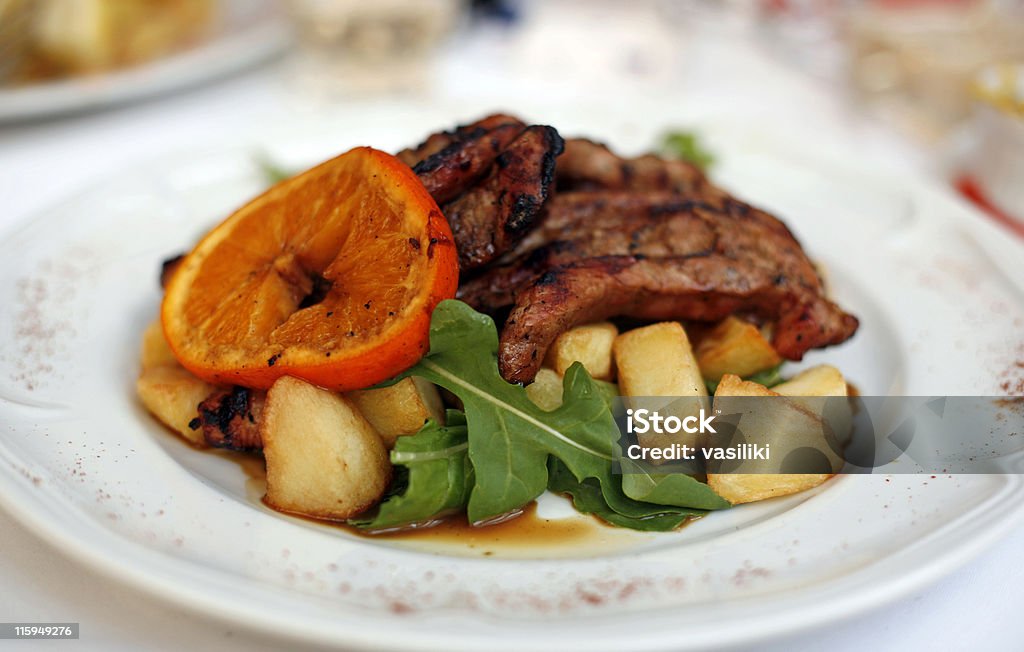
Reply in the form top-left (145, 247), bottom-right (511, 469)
top-left (0, 0), bottom-right (288, 123)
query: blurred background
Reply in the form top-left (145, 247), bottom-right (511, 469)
top-left (0, 0), bottom-right (1022, 223)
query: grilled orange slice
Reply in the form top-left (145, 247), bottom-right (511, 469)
top-left (161, 146), bottom-right (457, 391)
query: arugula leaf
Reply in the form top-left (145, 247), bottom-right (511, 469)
top-left (747, 364), bottom-right (785, 387)
top-left (548, 460), bottom-right (699, 531)
top-left (619, 458), bottom-right (731, 510)
top-left (349, 410), bottom-right (472, 531)
top-left (660, 130), bottom-right (715, 171)
top-left (395, 300), bottom-right (730, 526)
top-left (395, 301), bottom-right (620, 523)
top-left (705, 363), bottom-right (785, 394)
top-left (255, 154), bottom-right (293, 186)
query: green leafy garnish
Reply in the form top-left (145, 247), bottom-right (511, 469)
top-left (256, 154), bottom-right (293, 185)
top-left (660, 130), bottom-right (715, 170)
top-left (351, 300), bottom-right (729, 530)
top-left (619, 458), bottom-right (730, 510)
top-left (350, 410), bottom-right (472, 531)
top-left (548, 460), bottom-right (700, 531)
top-left (391, 301), bottom-right (624, 524)
top-left (746, 364), bottom-right (785, 387)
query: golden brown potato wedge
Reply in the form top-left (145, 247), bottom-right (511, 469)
top-left (140, 319), bottom-right (180, 371)
top-left (262, 376), bottom-right (390, 520)
top-left (773, 364), bottom-right (853, 448)
top-left (707, 472), bottom-right (833, 505)
top-left (347, 377), bottom-right (444, 448)
top-left (772, 365), bottom-right (847, 397)
top-left (136, 365), bottom-right (216, 446)
top-left (713, 374), bottom-right (769, 398)
top-left (525, 367), bottom-right (564, 411)
top-left (614, 322), bottom-right (706, 398)
top-left (695, 316), bottom-right (781, 382)
top-left (707, 374), bottom-right (841, 504)
top-left (544, 321), bottom-right (618, 381)
top-left (614, 322), bottom-right (709, 454)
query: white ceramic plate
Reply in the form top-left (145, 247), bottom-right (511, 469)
top-left (0, 0), bottom-right (287, 123)
top-left (2, 106), bottom-right (1024, 651)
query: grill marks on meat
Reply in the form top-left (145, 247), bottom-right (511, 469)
top-left (509, 191), bottom-right (724, 257)
top-left (460, 192), bottom-right (859, 383)
top-left (442, 125), bottom-right (564, 269)
top-left (189, 386), bottom-right (265, 451)
top-left (460, 193), bottom-right (732, 312)
top-left (400, 115), bottom-right (565, 271)
top-left (413, 123), bottom-right (524, 205)
top-left (556, 139), bottom-right (715, 197)
top-left (396, 114), bottom-right (525, 168)
top-left (399, 114), bottom-right (859, 384)
top-left (498, 256), bottom-right (858, 384)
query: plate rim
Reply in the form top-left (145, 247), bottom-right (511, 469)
top-left (1, 462), bottom-right (1022, 651)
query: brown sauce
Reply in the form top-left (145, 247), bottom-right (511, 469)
top-left (354, 502), bottom-right (597, 547)
top-left (283, 498), bottom-right (647, 557)
top-left (215, 449), bottom-right (647, 556)
top-left (302, 498), bottom-right (647, 557)
top-left (230, 451), bottom-right (267, 480)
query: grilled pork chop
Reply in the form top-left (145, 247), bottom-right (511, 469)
top-left (400, 114), bottom-right (858, 384)
top-left (400, 115), bottom-right (564, 271)
top-left (441, 125), bottom-right (564, 270)
top-left (396, 113), bottom-right (525, 168)
top-left (413, 122), bottom-right (526, 204)
top-left (556, 138), bottom-right (714, 197)
top-left (459, 191), bottom-right (859, 384)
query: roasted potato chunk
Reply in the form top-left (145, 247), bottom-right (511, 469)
top-left (526, 367), bottom-right (564, 411)
top-left (136, 365), bottom-right (216, 446)
top-left (694, 316), bottom-right (782, 382)
top-left (707, 472), bottom-right (832, 505)
top-left (262, 376), bottom-right (390, 520)
top-left (347, 377), bottom-right (444, 448)
top-left (772, 365), bottom-right (847, 397)
top-left (774, 364), bottom-right (853, 448)
top-left (614, 322), bottom-right (706, 398)
top-left (140, 319), bottom-right (180, 371)
top-left (544, 321), bottom-right (618, 381)
top-left (707, 375), bottom-right (842, 504)
top-left (614, 322), bottom-right (709, 454)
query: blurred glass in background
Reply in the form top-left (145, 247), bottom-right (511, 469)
top-left (960, 63), bottom-right (1024, 219)
top-left (756, 0), bottom-right (1024, 140)
top-left (284, 0), bottom-right (461, 98)
top-left (843, 0), bottom-right (1024, 140)
top-left (755, 0), bottom-right (1024, 218)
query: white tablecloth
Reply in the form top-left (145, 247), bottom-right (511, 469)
top-left (2, 5), bottom-right (1022, 648)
